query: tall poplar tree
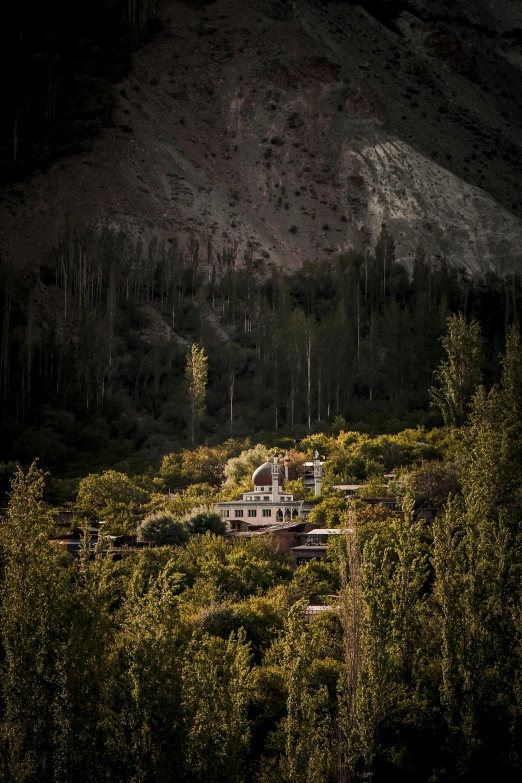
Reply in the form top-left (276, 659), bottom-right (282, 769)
top-left (283, 611), bottom-right (334, 783)
top-left (433, 328), bottom-right (522, 774)
top-left (182, 631), bottom-right (251, 783)
top-left (0, 464), bottom-right (64, 782)
top-left (430, 313), bottom-right (483, 426)
top-left (184, 343), bottom-right (208, 446)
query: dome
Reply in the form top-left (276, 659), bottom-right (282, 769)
top-left (252, 461), bottom-right (283, 487)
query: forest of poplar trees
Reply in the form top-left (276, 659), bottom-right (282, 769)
top-left (1, 325), bottom-right (522, 782)
top-left (1, 222), bottom-right (521, 488)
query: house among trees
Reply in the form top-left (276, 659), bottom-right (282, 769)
top-left (290, 528), bottom-right (346, 567)
top-left (49, 519), bottom-right (105, 555)
top-left (225, 519), bottom-right (319, 555)
top-left (304, 604), bottom-right (338, 622)
top-left (302, 456), bottom-right (325, 492)
top-left (332, 484), bottom-right (363, 497)
top-left (216, 451), bottom-right (322, 530)
top-left (49, 514), bottom-right (152, 557)
top-left (363, 496), bottom-right (402, 512)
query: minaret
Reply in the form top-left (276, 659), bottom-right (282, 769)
top-left (272, 451), bottom-right (280, 503)
top-left (313, 450), bottom-right (322, 496)
top-left (284, 450), bottom-right (290, 482)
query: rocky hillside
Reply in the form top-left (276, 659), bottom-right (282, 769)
top-left (2, 0), bottom-right (522, 274)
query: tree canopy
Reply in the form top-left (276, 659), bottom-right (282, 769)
top-left (430, 313), bottom-right (483, 426)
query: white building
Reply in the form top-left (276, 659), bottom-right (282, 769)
top-left (216, 451), bottom-right (322, 531)
top-left (302, 457), bottom-right (325, 492)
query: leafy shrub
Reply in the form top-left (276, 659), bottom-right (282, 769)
top-left (185, 508), bottom-right (226, 537)
top-left (224, 444), bottom-right (269, 487)
top-left (76, 470), bottom-right (149, 534)
top-left (137, 511), bottom-right (189, 546)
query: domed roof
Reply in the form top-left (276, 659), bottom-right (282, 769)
top-left (252, 461), bottom-right (283, 486)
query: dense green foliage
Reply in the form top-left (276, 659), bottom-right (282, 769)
top-left (137, 510), bottom-right (189, 546)
top-left (1, 224), bottom-right (520, 494)
top-left (1, 329), bottom-right (522, 781)
top-left (185, 343), bottom-right (209, 446)
top-left (0, 0), bottom-right (159, 182)
top-left (429, 313), bottom-right (483, 425)
top-left (2, 7), bottom-right (522, 776)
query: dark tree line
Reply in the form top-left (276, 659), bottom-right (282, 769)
top-left (0, 223), bottom-right (520, 475)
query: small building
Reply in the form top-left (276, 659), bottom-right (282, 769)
top-left (49, 521), bottom-right (105, 555)
top-left (414, 506), bottom-right (437, 523)
top-left (332, 484), bottom-right (363, 497)
top-left (362, 497), bottom-right (402, 512)
top-left (216, 452), bottom-right (322, 528)
top-left (290, 528), bottom-right (346, 567)
top-left (49, 520), bottom-right (151, 558)
top-left (225, 520), bottom-right (319, 554)
top-left (304, 604), bottom-right (337, 622)
top-left (302, 456), bottom-right (325, 493)
top-left (56, 510), bottom-right (74, 526)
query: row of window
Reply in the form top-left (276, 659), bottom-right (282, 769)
top-left (245, 495), bottom-right (292, 501)
top-left (306, 534), bottom-right (329, 545)
top-left (221, 509), bottom-right (272, 518)
top-left (296, 556), bottom-right (324, 566)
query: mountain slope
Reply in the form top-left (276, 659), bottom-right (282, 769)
top-left (1, 0), bottom-right (522, 274)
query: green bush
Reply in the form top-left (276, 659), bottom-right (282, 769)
top-left (137, 511), bottom-right (189, 546)
top-left (185, 508), bottom-right (226, 537)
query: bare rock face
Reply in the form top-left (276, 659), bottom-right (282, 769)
top-left (1, 0), bottom-right (522, 275)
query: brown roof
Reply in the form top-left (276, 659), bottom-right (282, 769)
top-left (252, 461), bottom-right (283, 486)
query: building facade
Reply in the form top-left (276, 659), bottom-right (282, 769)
top-left (290, 528), bottom-right (344, 566)
top-left (216, 451), bottom-right (321, 530)
top-left (302, 456), bottom-right (325, 493)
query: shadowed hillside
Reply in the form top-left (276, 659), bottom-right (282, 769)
top-left (1, 0), bottom-right (522, 273)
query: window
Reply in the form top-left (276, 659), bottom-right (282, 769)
top-left (235, 509), bottom-right (244, 517)
top-left (262, 509), bottom-right (271, 517)
top-left (248, 509), bottom-right (257, 517)
top-left (254, 496), bottom-right (260, 500)
top-left (308, 534), bottom-right (327, 545)
top-left (264, 496), bottom-right (269, 501)
top-left (222, 510), bottom-right (230, 518)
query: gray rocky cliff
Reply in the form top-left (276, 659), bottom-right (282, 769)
top-left (2, 0), bottom-right (522, 274)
